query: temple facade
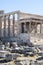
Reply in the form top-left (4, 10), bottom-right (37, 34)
top-left (0, 10), bottom-right (43, 45)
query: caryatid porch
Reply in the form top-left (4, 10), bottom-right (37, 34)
top-left (20, 18), bottom-right (43, 34)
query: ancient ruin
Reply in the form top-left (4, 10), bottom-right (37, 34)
top-left (0, 10), bottom-right (43, 45)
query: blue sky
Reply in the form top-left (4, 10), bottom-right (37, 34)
top-left (0, 0), bottom-right (43, 15)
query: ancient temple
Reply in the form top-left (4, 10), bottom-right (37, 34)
top-left (0, 10), bottom-right (43, 45)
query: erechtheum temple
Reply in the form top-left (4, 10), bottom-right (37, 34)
top-left (0, 10), bottom-right (43, 45)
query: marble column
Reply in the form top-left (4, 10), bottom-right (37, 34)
top-left (29, 22), bottom-right (31, 32)
top-left (40, 22), bottom-right (42, 33)
top-left (17, 11), bottom-right (20, 34)
top-left (1, 17), bottom-right (4, 37)
top-left (13, 15), bottom-right (15, 36)
top-left (8, 15), bottom-right (10, 37)
top-left (24, 23), bottom-right (27, 33)
top-left (4, 16), bottom-right (6, 37)
top-left (34, 22), bottom-right (37, 33)
top-left (17, 11), bottom-right (20, 22)
top-left (0, 17), bottom-right (2, 37)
